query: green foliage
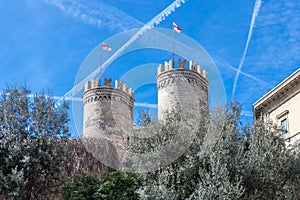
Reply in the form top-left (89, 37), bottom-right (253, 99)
top-left (240, 119), bottom-right (300, 199)
top-left (1, 84), bottom-right (298, 199)
top-left (62, 172), bottom-right (100, 200)
top-left (63, 170), bottom-right (143, 200)
top-left (127, 109), bottom-right (184, 154)
top-left (0, 85), bottom-right (70, 199)
top-left (128, 101), bottom-right (300, 200)
top-left (190, 155), bottom-right (244, 200)
top-left (190, 103), bottom-right (244, 200)
top-left (191, 102), bottom-right (300, 199)
top-left (128, 108), bottom-right (209, 199)
top-left (95, 170), bottom-right (143, 200)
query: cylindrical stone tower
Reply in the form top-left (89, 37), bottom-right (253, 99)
top-left (156, 59), bottom-right (208, 121)
top-left (82, 78), bottom-right (134, 169)
top-left (83, 78), bottom-right (134, 139)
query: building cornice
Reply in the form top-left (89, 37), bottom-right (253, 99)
top-left (253, 68), bottom-right (300, 111)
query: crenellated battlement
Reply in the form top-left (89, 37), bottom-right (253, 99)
top-left (84, 78), bottom-right (134, 98)
top-left (157, 59), bottom-right (208, 80)
top-left (115, 80), bottom-right (134, 97)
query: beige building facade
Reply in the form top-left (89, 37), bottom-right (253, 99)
top-left (253, 68), bottom-right (300, 148)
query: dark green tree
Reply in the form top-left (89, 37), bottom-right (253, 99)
top-left (95, 170), bottom-right (143, 200)
top-left (0, 85), bottom-right (70, 199)
top-left (62, 172), bottom-right (100, 200)
top-left (62, 170), bottom-right (143, 200)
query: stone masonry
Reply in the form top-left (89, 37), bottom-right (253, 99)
top-left (157, 59), bottom-right (208, 121)
top-left (83, 78), bottom-right (134, 139)
top-left (82, 58), bottom-right (208, 147)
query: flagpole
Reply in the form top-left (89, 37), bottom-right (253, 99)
top-left (172, 29), bottom-right (174, 61)
top-left (100, 45), bottom-right (102, 84)
top-left (172, 22), bottom-right (182, 62)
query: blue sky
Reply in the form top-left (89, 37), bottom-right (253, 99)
top-left (0, 0), bottom-right (299, 137)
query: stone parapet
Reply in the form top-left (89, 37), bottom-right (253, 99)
top-left (157, 59), bottom-right (208, 81)
top-left (83, 87), bottom-right (134, 108)
top-left (157, 70), bottom-right (208, 92)
top-left (83, 78), bottom-right (134, 118)
top-left (84, 78), bottom-right (134, 98)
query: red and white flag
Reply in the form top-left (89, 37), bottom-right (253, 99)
top-left (173, 22), bottom-right (182, 33)
top-left (101, 43), bottom-right (112, 51)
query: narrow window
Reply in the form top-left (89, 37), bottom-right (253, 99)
top-left (281, 118), bottom-right (288, 139)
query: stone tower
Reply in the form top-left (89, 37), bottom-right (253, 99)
top-left (81, 59), bottom-right (208, 169)
top-left (83, 78), bottom-right (134, 139)
top-left (156, 59), bottom-right (208, 121)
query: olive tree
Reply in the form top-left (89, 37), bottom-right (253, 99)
top-left (0, 85), bottom-right (69, 199)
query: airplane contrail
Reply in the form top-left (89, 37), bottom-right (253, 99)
top-left (27, 94), bottom-right (82, 102)
top-left (231, 0), bottom-right (262, 99)
top-left (135, 103), bottom-right (158, 109)
top-left (27, 94), bottom-right (158, 108)
top-left (44, 0), bottom-right (143, 30)
top-left (223, 61), bottom-right (271, 87)
top-left (55, 0), bottom-right (188, 106)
